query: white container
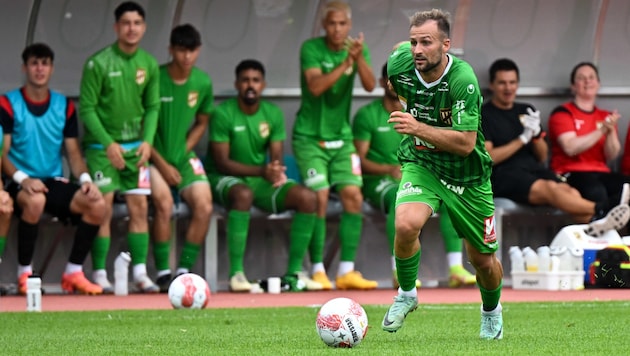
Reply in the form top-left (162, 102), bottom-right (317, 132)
top-left (114, 252), bottom-right (131, 296)
top-left (511, 271), bottom-right (585, 290)
top-left (509, 246), bottom-right (525, 272)
top-left (26, 275), bottom-right (42, 312)
top-left (267, 277), bottom-right (281, 294)
top-left (537, 246), bottom-right (551, 272)
top-left (522, 246), bottom-right (539, 272)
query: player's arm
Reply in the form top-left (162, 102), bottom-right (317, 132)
top-left (484, 138), bottom-right (526, 165)
top-left (552, 109), bottom-right (613, 157)
top-left (350, 34), bottom-right (375, 92)
top-left (141, 62), bottom-right (161, 146)
top-left (301, 41), bottom-right (352, 97)
top-left (211, 141), bottom-right (265, 177)
top-left (78, 59), bottom-right (115, 147)
top-left (186, 112), bottom-right (210, 153)
top-left (353, 139), bottom-right (399, 177)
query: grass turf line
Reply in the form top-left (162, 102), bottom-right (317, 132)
top-left (1, 301), bottom-right (627, 355)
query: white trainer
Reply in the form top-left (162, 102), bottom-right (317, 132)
top-left (297, 271), bottom-right (323, 291)
top-left (585, 204), bottom-right (630, 237)
top-left (229, 272), bottom-right (252, 292)
top-left (92, 269), bottom-right (113, 294)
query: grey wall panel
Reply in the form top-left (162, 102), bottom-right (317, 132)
top-left (597, 0), bottom-right (630, 87)
top-left (0, 0), bottom-right (33, 93)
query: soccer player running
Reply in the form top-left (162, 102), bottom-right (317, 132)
top-left (293, 0), bottom-right (378, 290)
top-left (0, 43), bottom-right (106, 295)
top-left (381, 9), bottom-right (504, 339)
top-left (205, 59), bottom-right (319, 293)
top-left (149, 24), bottom-right (214, 292)
top-left (352, 63), bottom-right (476, 289)
top-left (79, 1), bottom-right (160, 293)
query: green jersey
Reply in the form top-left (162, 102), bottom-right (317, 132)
top-left (205, 98), bottom-right (286, 174)
top-left (387, 42), bottom-right (492, 186)
top-left (79, 43), bottom-right (160, 147)
top-left (154, 65), bottom-right (214, 164)
top-left (293, 37), bottom-right (371, 141)
top-left (352, 98), bottom-right (401, 174)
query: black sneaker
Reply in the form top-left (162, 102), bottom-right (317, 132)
top-left (156, 273), bottom-right (173, 293)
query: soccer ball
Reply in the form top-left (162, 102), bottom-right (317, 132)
top-left (168, 273), bottom-right (211, 309)
top-left (315, 297), bottom-right (368, 348)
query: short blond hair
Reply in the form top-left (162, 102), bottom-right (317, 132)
top-left (410, 9), bottom-right (450, 38)
top-left (322, 1), bottom-right (351, 20)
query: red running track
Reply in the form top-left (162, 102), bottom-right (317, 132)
top-left (1, 287), bottom-right (628, 312)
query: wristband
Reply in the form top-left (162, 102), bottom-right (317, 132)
top-left (12, 170), bottom-right (29, 185)
top-left (79, 172), bottom-right (93, 184)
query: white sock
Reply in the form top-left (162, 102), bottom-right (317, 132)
top-left (157, 269), bottom-right (171, 278)
top-left (399, 286), bottom-right (418, 298)
top-left (175, 268), bottom-right (189, 275)
top-left (447, 252), bottom-right (463, 268)
top-left (64, 262), bottom-right (82, 275)
top-left (133, 263), bottom-right (147, 280)
top-left (337, 261), bottom-right (354, 276)
top-left (311, 262), bottom-right (325, 274)
top-left (17, 264), bottom-right (33, 277)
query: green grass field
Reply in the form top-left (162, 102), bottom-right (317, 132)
top-left (2, 301), bottom-right (627, 355)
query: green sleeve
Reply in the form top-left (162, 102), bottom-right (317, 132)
top-left (352, 105), bottom-right (373, 141)
top-left (199, 78), bottom-right (214, 115)
top-left (450, 64), bottom-right (482, 131)
top-left (208, 106), bottom-right (231, 143)
top-left (300, 39), bottom-right (320, 71)
top-left (79, 58), bottom-right (115, 147)
top-left (141, 61), bottom-right (160, 145)
top-left (270, 104), bottom-right (286, 142)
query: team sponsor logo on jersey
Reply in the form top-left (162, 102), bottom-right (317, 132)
top-left (416, 89), bottom-right (435, 96)
top-left (377, 126), bottom-right (391, 132)
top-left (259, 122), bottom-right (270, 138)
top-left (108, 71), bottom-right (122, 77)
top-left (438, 81), bottom-right (449, 92)
top-left (466, 84), bottom-right (475, 94)
top-left (439, 108), bottom-right (453, 126)
top-left (188, 91), bottom-right (198, 108)
top-left (234, 126), bottom-right (246, 132)
top-left (440, 178), bottom-right (465, 195)
top-left (396, 75), bottom-right (414, 87)
top-left (136, 69), bottom-right (146, 84)
top-left (484, 215), bottom-right (497, 244)
top-left (396, 181), bottom-right (423, 199)
top-left (160, 96), bottom-right (173, 102)
top-left (322, 61), bottom-right (334, 69)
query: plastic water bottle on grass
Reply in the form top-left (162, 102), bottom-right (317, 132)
top-left (114, 252), bottom-right (131, 296)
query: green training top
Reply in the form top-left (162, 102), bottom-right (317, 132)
top-left (352, 98), bottom-right (401, 175)
top-left (205, 98), bottom-right (286, 174)
top-left (154, 65), bottom-right (214, 164)
top-left (293, 37), bottom-right (371, 141)
top-left (79, 43), bottom-right (160, 147)
top-left (387, 42), bottom-right (491, 186)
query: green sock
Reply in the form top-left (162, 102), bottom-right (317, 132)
top-left (480, 281), bottom-right (503, 311)
top-left (396, 250), bottom-right (421, 291)
top-left (179, 241), bottom-right (201, 270)
top-left (0, 236), bottom-right (6, 257)
top-left (287, 212), bottom-right (316, 274)
top-left (309, 217), bottom-right (326, 263)
top-left (128, 232), bottom-right (149, 265)
top-left (339, 212), bottom-right (363, 262)
top-left (91, 236), bottom-right (110, 270)
top-left (227, 210), bottom-right (250, 276)
top-left (153, 241), bottom-right (171, 271)
top-left (439, 206), bottom-right (461, 253)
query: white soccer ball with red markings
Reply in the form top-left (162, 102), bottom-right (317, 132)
top-left (168, 273), bottom-right (211, 309)
top-left (315, 297), bottom-right (368, 348)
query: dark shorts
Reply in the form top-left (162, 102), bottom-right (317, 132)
top-left (563, 171), bottom-right (629, 208)
top-left (6, 178), bottom-right (81, 224)
top-left (492, 166), bottom-right (560, 203)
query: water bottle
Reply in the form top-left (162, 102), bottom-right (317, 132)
top-left (26, 275), bottom-right (42, 312)
top-left (114, 252), bottom-right (131, 296)
top-left (509, 246), bottom-right (525, 273)
top-left (537, 246), bottom-right (551, 272)
top-left (522, 246), bottom-right (539, 272)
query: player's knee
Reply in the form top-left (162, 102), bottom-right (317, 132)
top-left (394, 217), bottom-right (421, 239)
top-left (19, 194), bottom-right (46, 219)
top-left (294, 187), bottom-right (317, 213)
top-left (228, 186), bottom-right (253, 210)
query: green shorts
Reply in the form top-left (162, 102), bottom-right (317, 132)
top-left (85, 144), bottom-right (150, 195)
top-left (291, 137), bottom-right (362, 191)
top-left (208, 175), bottom-right (297, 214)
top-left (396, 163), bottom-right (497, 253)
top-left (362, 175), bottom-right (398, 213)
top-left (172, 152), bottom-right (209, 191)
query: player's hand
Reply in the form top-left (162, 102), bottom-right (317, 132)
top-left (524, 107), bottom-right (542, 137)
top-left (161, 164), bottom-right (182, 186)
top-left (389, 165), bottom-right (402, 180)
top-left (136, 142), bottom-right (152, 167)
top-left (601, 110), bottom-right (620, 135)
top-left (264, 160), bottom-right (287, 185)
top-left (345, 33), bottom-right (365, 61)
top-left (272, 172), bottom-right (288, 188)
top-left (388, 111), bottom-right (421, 135)
top-left (20, 178), bottom-right (48, 195)
top-left (106, 143), bottom-right (126, 170)
top-left (519, 126), bottom-right (535, 144)
top-left (0, 190), bottom-right (13, 214)
top-left (80, 182), bottom-right (102, 201)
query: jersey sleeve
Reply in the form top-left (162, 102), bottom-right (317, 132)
top-left (386, 42), bottom-right (413, 95)
top-left (198, 75), bottom-right (214, 115)
top-left (79, 57), bottom-right (115, 147)
top-left (352, 105), bottom-right (373, 141)
top-left (300, 39), bottom-right (321, 71)
top-left (208, 106), bottom-right (231, 143)
top-left (141, 58), bottom-right (161, 145)
top-left (448, 63), bottom-right (482, 131)
top-left (548, 106), bottom-right (574, 140)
